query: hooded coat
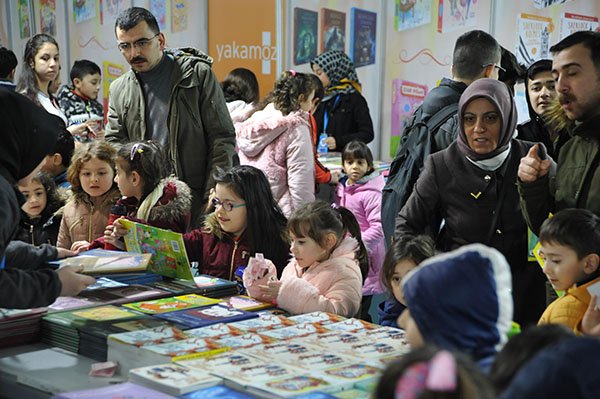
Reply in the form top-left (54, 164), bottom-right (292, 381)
top-left (0, 90), bottom-right (65, 308)
top-left (236, 103), bottom-right (315, 217)
top-left (335, 172), bottom-right (385, 295)
top-left (403, 244), bottom-right (513, 373)
top-left (396, 79), bottom-right (547, 327)
top-left (277, 237), bottom-right (363, 317)
top-left (499, 337), bottom-right (600, 399)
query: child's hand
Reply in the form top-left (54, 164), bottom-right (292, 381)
top-left (71, 241), bottom-right (90, 253)
top-left (103, 225), bottom-right (126, 250)
top-left (57, 265), bottom-right (96, 296)
top-left (582, 295), bottom-right (600, 337)
top-left (329, 170), bottom-right (341, 185)
top-left (112, 217), bottom-right (130, 239)
top-left (258, 279), bottom-right (282, 303)
top-left (56, 247), bottom-right (77, 259)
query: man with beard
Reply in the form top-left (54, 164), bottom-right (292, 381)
top-left (518, 31), bottom-right (600, 233)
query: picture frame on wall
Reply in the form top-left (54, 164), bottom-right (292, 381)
top-left (350, 8), bottom-right (376, 68)
top-left (293, 7), bottom-right (318, 65)
top-left (321, 8), bottom-right (346, 53)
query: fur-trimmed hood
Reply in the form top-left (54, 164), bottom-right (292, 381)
top-left (235, 103), bottom-right (310, 157)
top-left (147, 177), bottom-right (192, 224)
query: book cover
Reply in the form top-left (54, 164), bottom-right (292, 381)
top-left (48, 296), bottom-right (95, 312)
top-left (559, 12), bottom-right (599, 40)
top-left (145, 279), bottom-right (200, 294)
top-left (228, 313), bottom-right (295, 333)
top-left (247, 342), bottom-right (356, 371)
top-left (395, 0), bottom-right (432, 32)
top-left (179, 385), bottom-right (255, 399)
top-left (186, 323), bottom-right (244, 339)
top-left (155, 305), bottom-right (258, 329)
top-left (143, 337), bottom-right (221, 358)
top-left (79, 317), bottom-right (169, 340)
top-left (245, 374), bottom-right (335, 398)
top-left (350, 8), bottom-right (376, 68)
top-left (129, 363), bottom-right (222, 395)
top-left (225, 295), bottom-right (273, 311)
top-left (52, 381), bottom-right (178, 399)
top-left (390, 79), bottom-right (428, 157)
top-left (324, 318), bottom-right (380, 333)
top-left (120, 219), bottom-right (194, 280)
top-left (44, 305), bottom-right (141, 327)
top-left (321, 8), bottom-right (346, 53)
top-left (516, 13), bottom-right (553, 66)
top-left (299, 331), bottom-right (362, 347)
top-left (316, 363), bottom-right (382, 387)
top-left (357, 326), bottom-right (409, 347)
top-left (294, 7), bottom-right (318, 65)
top-left (261, 322), bottom-right (330, 340)
top-left (108, 325), bottom-right (189, 346)
top-left (177, 351), bottom-right (265, 375)
top-left (437, 0), bottom-right (477, 33)
top-left (84, 277), bottom-right (128, 290)
top-left (58, 251), bottom-right (152, 274)
top-left (123, 295), bottom-right (220, 315)
top-left (217, 362), bottom-right (303, 386)
top-left (77, 284), bottom-right (170, 305)
top-left (213, 332), bottom-right (275, 349)
top-left (287, 312), bottom-right (345, 325)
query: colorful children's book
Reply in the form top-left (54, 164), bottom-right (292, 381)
top-left (51, 382), bottom-right (179, 399)
top-left (225, 295), bottom-right (274, 311)
top-left (333, 389), bottom-right (371, 399)
top-left (179, 385), bottom-right (255, 399)
top-left (287, 312), bottom-right (345, 325)
top-left (122, 294), bottom-right (222, 314)
top-left (260, 322), bottom-right (330, 340)
top-left (186, 323), bottom-right (244, 339)
top-left (315, 363), bottom-right (383, 388)
top-left (212, 332), bottom-right (275, 349)
top-left (324, 318), bottom-right (380, 333)
top-left (155, 305), bottom-right (258, 329)
top-left (228, 313), bottom-right (295, 333)
top-left (58, 249), bottom-right (152, 274)
top-left (43, 305), bottom-right (143, 328)
top-left (129, 363), bottom-right (222, 395)
top-left (244, 374), bottom-right (336, 398)
top-left (120, 219), bottom-right (195, 280)
top-left (141, 337), bottom-right (221, 363)
top-left (176, 351), bottom-right (265, 375)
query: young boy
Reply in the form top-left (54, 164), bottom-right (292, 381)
top-left (56, 59), bottom-right (103, 140)
top-left (0, 46), bottom-right (17, 91)
top-left (40, 129), bottom-right (75, 189)
top-left (538, 208), bottom-right (600, 334)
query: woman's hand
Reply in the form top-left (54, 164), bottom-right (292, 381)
top-left (325, 136), bottom-right (337, 150)
top-left (70, 241), bottom-right (90, 253)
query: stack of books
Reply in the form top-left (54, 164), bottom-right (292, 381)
top-left (0, 307), bottom-right (47, 348)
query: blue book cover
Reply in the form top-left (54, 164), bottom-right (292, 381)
top-left (52, 381), bottom-right (178, 399)
top-left (155, 305), bottom-right (258, 329)
top-left (179, 385), bottom-right (255, 398)
top-left (350, 7), bottom-right (376, 67)
top-left (293, 7), bottom-right (318, 65)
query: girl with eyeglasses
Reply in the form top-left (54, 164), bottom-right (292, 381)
top-left (103, 141), bottom-right (192, 250)
top-left (182, 165), bottom-right (290, 280)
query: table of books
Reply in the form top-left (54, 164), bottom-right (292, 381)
top-left (0, 273), bottom-right (409, 399)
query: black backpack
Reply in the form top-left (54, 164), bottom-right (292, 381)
top-left (381, 103), bottom-right (458, 246)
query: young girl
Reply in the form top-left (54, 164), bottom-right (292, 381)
top-left (378, 235), bottom-right (435, 328)
top-left (183, 165), bottom-right (290, 280)
top-left (105, 141), bottom-right (192, 250)
top-left (57, 141), bottom-right (120, 251)
top-left (15, 171), bottom-right (64, 246)
top-left (258, 200), bottom-right (369, 318)
top-left (16, 34), bottom-right (89, 140)
top-left (236, 70), bottom-right (317, 217)
top-left (221, 67), bottom-right (260, 124)
top-left (335, 140), bottom-right (385, 320)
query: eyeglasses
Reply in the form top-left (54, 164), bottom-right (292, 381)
top-left (481, 63), bottom-right (507, 73)
top-left (117, 33), bottom-right (160, 52)
top-left (211, 197), bottom-right (246, 212)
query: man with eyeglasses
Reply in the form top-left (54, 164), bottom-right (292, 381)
top-left (518, 31), bottom-right (600, 233)
top-left (105, 7), bottom-right (235, 228)
top-left (382, 29), bottom-right (501, 244)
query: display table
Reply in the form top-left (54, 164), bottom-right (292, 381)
top-left (0, 343), bottom-right (125, 399)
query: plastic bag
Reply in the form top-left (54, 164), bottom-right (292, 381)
top-left (243, 253), bottom-right (277, 300)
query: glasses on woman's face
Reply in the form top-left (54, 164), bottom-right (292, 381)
top-left (117, 33), bottom-right (160, 53)
top-left (211, 197), bottom-right (246, 212)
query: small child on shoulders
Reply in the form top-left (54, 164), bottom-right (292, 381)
top-left (256, 200), bottom-right (369, 318)
top-left (379, 235), bottom-right (435, 328)
top-left (538, 208), bottom-right (600, 334)
top-left (106, 141), bottom-right (192, 250)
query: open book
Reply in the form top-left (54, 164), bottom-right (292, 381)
top-left (58, 249), bottom-right (152, 274)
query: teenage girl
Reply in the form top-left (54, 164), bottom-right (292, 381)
top-left (57, 141), bottom-right (120, 251)
top-left (16, 171), bottom-right (64, 246)
top-left (257, 200), bottom-right (369, 318)
top-left (378, 235), bottom-right (435, 328)
top-left (236, 70), bottom-right (317, 217)
top-left (183, 165), bottom-right (290, 280)
top-left (105, 141), bottom-right (192, 250)
top-left (335, 140), bottom-right (385, 320)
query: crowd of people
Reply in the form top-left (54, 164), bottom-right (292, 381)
top-left (1, 5), bottom-right (600, 397)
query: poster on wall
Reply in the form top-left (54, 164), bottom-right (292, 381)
top-left (40, 0), bottom-right (56, 36)
top-left (100, 0), bottom-right (130, 25)
top-left (350, 8), bottom-right (376, 68)
top-left (559, 13), bottom-right (599, 40)
top-left (516, 13), bottom-right (553, 67)
top-left (395, 0), bottom-right (432, 32)
top-left (150, 0), bottom-right (168, 31)
top-left (533, 0), bottom-right (572, 9)
top-left (102, 61), bottom-right (126, 120)
top-left (293, 8), bottom-right (318, 65)
top-left (437, 0), bottom-right (477, 33)
top-left (390, 79), bottom-right (428, 157)
top-left (18, 0), bottom-right (33, 39)
top-left (74, 0), bottom-right (97, 24)
top-left (321, 8), bottom-right (346, 53)
top-left (171, 0), bottom-right (188, 33)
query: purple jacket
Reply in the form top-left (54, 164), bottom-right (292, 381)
top-left (335, 172), bottom-right (385, 295)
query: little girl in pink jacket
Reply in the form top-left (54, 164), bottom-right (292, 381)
top-left (236, 71), bottom-right (316, 217)
top-left (257, 201), bottom-right (368, 318)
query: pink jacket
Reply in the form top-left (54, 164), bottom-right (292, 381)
top-left (236, 103), bottom-right (315, 217)
top-left (335, 172), bottom-right (385, 295)
top-left (227, 100), bottom-right (256, 124)
top-left (277, 237), bottom-right (363, 317)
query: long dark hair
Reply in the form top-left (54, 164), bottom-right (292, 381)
top-left (221, 68), bottom-right (259, 104)
top-left (116, 141), bottom-right (171, 201)
top-left (17, 34), bottom-right (59, 103)
top-left (288, 201), bottom-right (369, 280)
top-left (213, 165), bottom-right (289, 275)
